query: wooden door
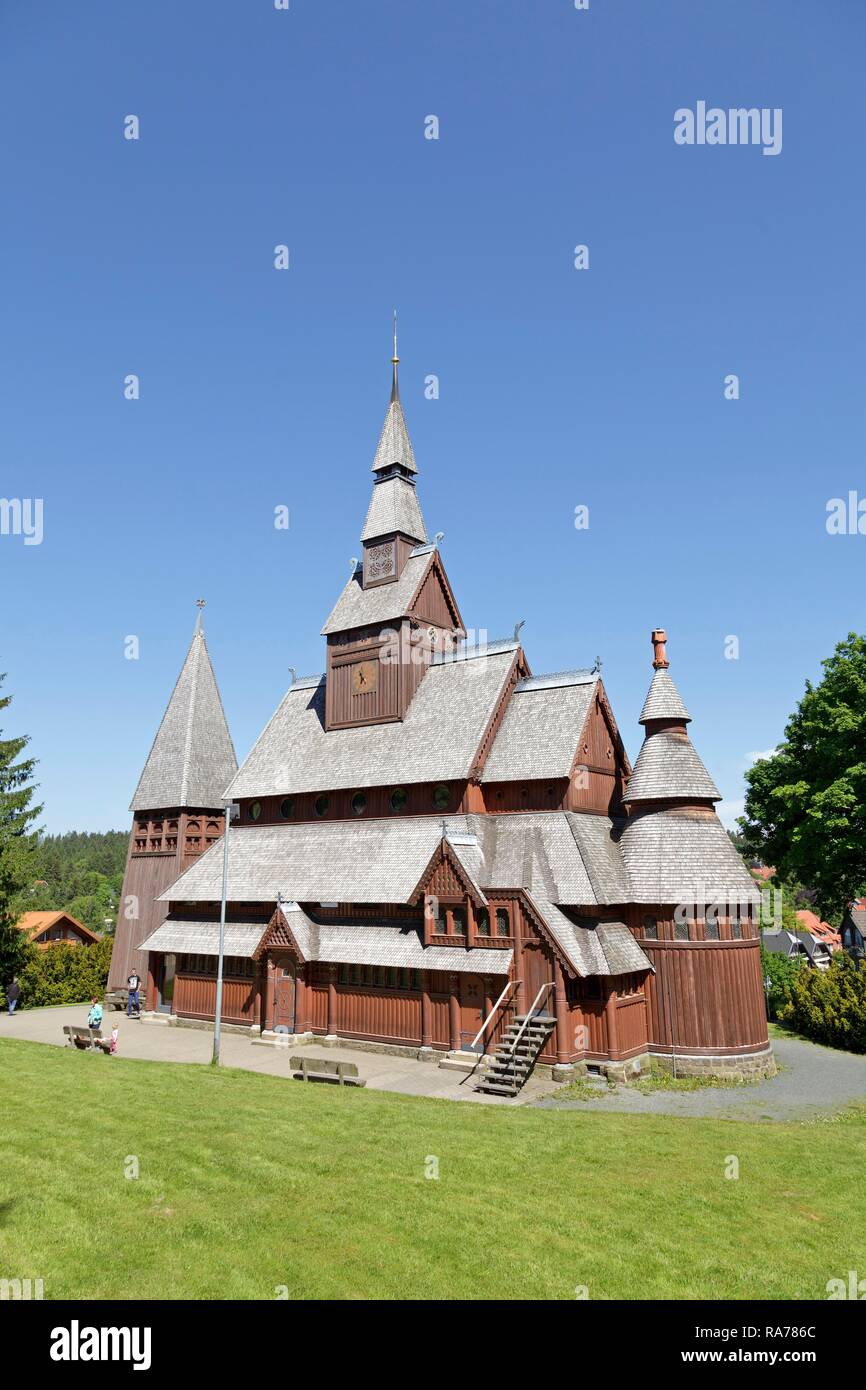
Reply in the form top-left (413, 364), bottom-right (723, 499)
top-left (459, 974), bottom-right (485, 1050)
top-left (522, 943), bottom-right (554, 1016)
top-left (273, 957), bottom-right (296, 1031)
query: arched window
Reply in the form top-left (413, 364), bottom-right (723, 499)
top-left (351, 792), bottom-right (367, 816)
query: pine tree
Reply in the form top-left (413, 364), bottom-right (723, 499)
top-left (0, 673), bottom-right (43, 985)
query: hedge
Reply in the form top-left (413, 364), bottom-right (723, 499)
top-left (781, 952), bottom-right (866, 1053)
top-left (2, 937), bottom-right (113, 1010)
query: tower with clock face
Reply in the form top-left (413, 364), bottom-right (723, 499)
top-left (320, 349), bottom-right (464, 730)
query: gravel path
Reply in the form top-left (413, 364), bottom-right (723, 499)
top-left (533, 1037), bottom-right (866, 1121)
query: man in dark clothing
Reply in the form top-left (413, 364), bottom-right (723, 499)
top-left (127, 972), bottom-right (142, 1017)
top-left (6, 978), bottom-right (21, 1015)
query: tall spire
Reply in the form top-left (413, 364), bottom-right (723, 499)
top-left (391, 309), bottom-right (399, 402)
top-left (372, 315), bottom-right (417, 475)
top-left (130, 614), bottom-right (238, 812)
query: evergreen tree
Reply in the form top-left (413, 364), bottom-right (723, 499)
top-left (0, 673), bottom-right (43, 982)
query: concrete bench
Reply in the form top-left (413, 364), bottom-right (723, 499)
top-left (289, 1054), bottom-right (366, 1087)
top-left (63, 1025), bottom-right (103, 1051)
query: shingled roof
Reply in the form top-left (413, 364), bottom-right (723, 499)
top-left (360, 475), bottom-right (427, 544)
top-left (159, 809), bottom-right (629, 911)
top-left (371, 392), bottom-right (417, 474)
top-left (137, 920), bottom-right (267, 958)
top-left (639, 668), bottom-right (692, 724)
top-left (625, 729), bottom-right (720, 804)
top-left (223, 644), bottom-right (519, 798)
top-left (142, 906), bottom-right (512, 975)
top-left (619, 809), bottom-right (761, 906)
top-left (159, 816), bottom-right (485, 905)
top-left (321, 548), bottom-right (431, 635)
top-left (481, 672), bottom-right (597, 782)
top-left (130, 628), bottom-right (237, 812)
top-left (525, 898), bottom-right (652, 977)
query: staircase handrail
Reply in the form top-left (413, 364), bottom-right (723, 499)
top-left (506, 982), bottom-right (554, 1057)
top-left (469, 978), bottom-right (520, 1052)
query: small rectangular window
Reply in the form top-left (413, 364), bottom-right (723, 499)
top-left (705, 921), bottom-right (720, 940)
top-left (731, 923), bottom-right (743, 940)
top-left (674, 923), bottom-right (689, 941)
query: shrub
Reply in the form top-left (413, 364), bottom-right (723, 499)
top-left (781, 953), bottom-right (866, 1053)
top-left (13, 936), bottom-right (113, 1009)
top-left (760, 942), bottom-right (802, 1019)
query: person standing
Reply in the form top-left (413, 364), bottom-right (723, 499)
top-left (126, 971), bottom-right (142, 1018)
top-left (6, 978), bottom-right (21, 1015)
top-left (87, 996), bottom-right (103, 1033)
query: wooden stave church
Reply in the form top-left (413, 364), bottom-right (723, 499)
top-left (109, 351), bottom-right (773, 1081)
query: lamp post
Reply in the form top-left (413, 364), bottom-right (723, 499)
top-left (212, 800), bottom-right (240, 1065)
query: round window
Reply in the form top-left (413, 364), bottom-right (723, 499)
top-left (249, 802), bottom-right (262, 822)
top-left (390, 787), bottom-right (408, 812)
top-left (351, 792), bottom-right (367, 816)
top-left (432, 784), bottom-right (450, 810)
top-left (314, 794), bottom-right (330, 818)
top-left (279, 798), bottom-right (294, 820)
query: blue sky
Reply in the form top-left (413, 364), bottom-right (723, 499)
top-left (1, 0), bottom-right (863, 833)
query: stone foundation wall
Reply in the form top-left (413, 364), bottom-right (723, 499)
top-left (647, 1047), bottom-right (777, 1081)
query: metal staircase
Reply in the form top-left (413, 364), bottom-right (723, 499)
top-left (474, 984), bottom-right (555, 1097)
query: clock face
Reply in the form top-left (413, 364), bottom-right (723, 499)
top-left (351, 660), bottom-right (378, 696)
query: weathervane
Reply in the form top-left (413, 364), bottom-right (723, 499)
top-left (195, 597), bottom-right (206, 633)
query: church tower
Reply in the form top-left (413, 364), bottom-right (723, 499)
top-left (320, 329), bottom-right (465, 730)
top-left (107, 606), bottom-right (238, 994)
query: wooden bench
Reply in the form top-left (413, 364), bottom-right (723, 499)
top-left (63, 1025), bottom-right (103, 1051)
top-left (289, 1054), bottom-right (366, 1087)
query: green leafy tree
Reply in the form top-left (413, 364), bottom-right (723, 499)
top-left (0, 674), bottom-right (43, 986)
top-left (759, 942), bottom-right (801, 1019)
top-left (741, 633), bottom-right (866, 919)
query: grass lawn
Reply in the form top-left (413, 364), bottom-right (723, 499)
top-left (2, 1037), bottom-right (865, 1300)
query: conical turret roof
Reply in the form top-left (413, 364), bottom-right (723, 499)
top-left (639, 668), bottom-right (691, 724)
top-left (626, 730), bottom-right (720, 803)
top-left (626, 631), bottom-right (719, 804)
top-left (130, 623), bottom-right (237, 812)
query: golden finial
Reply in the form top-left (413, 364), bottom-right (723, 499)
top-left (390, 310), bottom-right (400, 401)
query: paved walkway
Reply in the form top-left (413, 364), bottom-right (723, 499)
top-left (534, 1036), bottom-right (866, 1122)
top-left (4, 1010), bottom-right (865, 1120)
top-left (0, 1005), bottom-right (552, 1106)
